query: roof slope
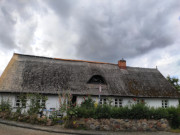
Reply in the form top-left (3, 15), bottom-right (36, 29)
top-left (0, 53), bottom-right (179, 98)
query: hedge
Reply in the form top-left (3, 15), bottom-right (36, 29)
top-left (76, 100), bottom-right (180, 128)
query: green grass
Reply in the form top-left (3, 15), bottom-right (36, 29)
top-left (170, 129), bottom-right (180, 133)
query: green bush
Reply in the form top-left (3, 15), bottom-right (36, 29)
top-left (76, 100), bottom-right (180, 129)
top-left (76, 96), bottom-right (96, 118)
top-left (151, 107), bottom-right (169, 119)
top-left (81, 96), bottom-right (95, 109)
top-left (77, 107), bottom-right (95, 118)
top-left (95, 105), bottom-right (111, 119)
top-left (110, 107), bottom-right (120, 118)
top-left (27, 93), bottom-right (47, 115)
top-left (76, 101), bottom-right (180, 129)
top-left (167, 107), bottom-right (180, 128)
top-left (129, 103), bottom-right (150, 119)
top-left (0, 98), bottom-right (11, 112)
top-left (110, 106), bottom-right (129, 119)
top-left (66, 106), bottom-right (78, 118)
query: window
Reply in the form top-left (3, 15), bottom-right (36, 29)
top-left (114, 98), bottom-right (123, 107)
top-left (99, 98), bottom-right (107, 105)
top-left (15, 95), bottom-right (27, 108)
top-left (41, 99), bottom-right (46, 108)
top-left (50, 108), bottom-right (55, 111)
top-left (88, 75), bottom-right (106, 84)
top-left (37, 99), bottom-right (46, 109)
top-left (15, 96), bottom-right (20, 107)
top-left (137, 99), bottom-right (144, 104)
top-left (103, 98), bottom-right (107, 104)
top-left (100, 99), bottom-right (102, 105)
top-left (162, 99), bottom-right (168, 108)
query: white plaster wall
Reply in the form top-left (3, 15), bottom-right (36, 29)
top-left (77, 96), bottom-right (137, 107)
top-left (0, 94), bottom-right (179, 111)
top-left (77, 96), bottom-right (99, 106)
top-left (0, 94), bottom-right (60, 113)
top-left (77, 96), bottom-right (179, 108)
top-left (77, 96), bottom-right (84, 105)
top-left (142, 98), bottom-right (179, 108)
top-left (168, 99), bottom-right (179, 107)
top-left (0, 94), bottom-right (61, 111)
top-left (0, 93), bottom-right (15, 107)
top-left (145, 98), bottom-right (161, 108)
top-left (46, 95), bottom-right (59, 110)
top-left (122, 98), bottom-right (179, 108)
top-left (0, 93), bottom-right (17, 112)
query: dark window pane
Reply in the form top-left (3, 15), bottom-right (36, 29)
top-left (87, 75), bottom-right (106, 84)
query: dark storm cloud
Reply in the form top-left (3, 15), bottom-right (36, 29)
top-left (46, 0), bottom-right (180, 62)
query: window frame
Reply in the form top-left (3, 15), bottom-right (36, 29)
top-left (114, 98), bottom-right (123, 107)
top-left (37, 99), bottom-right (46, 109)
top-left (136, 99), bottom-right (144, 104)
top-left (99, 98), bottom-right (107, 105)
top-left (15, 95), bottom-right (27, 108)
top-left (162, 99), bottom-right (169, 108)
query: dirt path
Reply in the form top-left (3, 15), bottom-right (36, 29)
top-left (0, 123), bottom-right (179, 135)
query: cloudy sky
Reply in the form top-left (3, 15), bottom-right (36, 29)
top-left (0, 0), bottom-right (180, 78)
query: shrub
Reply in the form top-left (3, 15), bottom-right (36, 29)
top-left (16, 107), bottom-right (22, 115)
top-left (51, 117), bottom-right (63, 125)
top-left (110, 107), bottom-right (120, 118)
top-left (129, 103), bottom-right (150, 119)
top-left (110, 106), bottom-right (129, 119)
top-left (167, 107), bottom-right (180, 128)
top-left (66, 106), bottom-right (78, 118)
top-left (151, 107), bottom-right (169, 119)
top-left (37, 117), bottom-right (48, 125)
top-left (81, 96), bottom-right (95, 109)
top-left (0, 98), bottom-right (11, 112)
top-left (27, 93), bottom-right (47, 115)
top-left (95, 105), bottom-right (111, 119)
top-left (110, 104), bottom-right (151, 119)
top-left (64, 119), bottom-right (74, 128)
top-left (76, 96), bottom-right (96, 118)
top-left (77, 107), bottom-right (95, 118)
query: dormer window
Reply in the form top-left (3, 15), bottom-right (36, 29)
top-left (87, 75), bottom-right (106, 84)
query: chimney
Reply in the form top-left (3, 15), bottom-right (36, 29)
top-left (118, 58), bottom-right (126, 69)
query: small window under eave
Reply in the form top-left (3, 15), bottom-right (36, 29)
top-left (87, 75), bottom-right (107, 84)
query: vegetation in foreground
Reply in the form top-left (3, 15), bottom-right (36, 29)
top-left (0, 75), bottom-right (180, 128)
top-left (0, 94), bottom-right (180, 129)
top-left (170, 129), bottom-right (180, 133)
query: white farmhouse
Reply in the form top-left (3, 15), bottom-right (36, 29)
top-left (0, 53), bottom-right (179, 112)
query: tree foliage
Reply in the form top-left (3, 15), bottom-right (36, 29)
top-left (167, 75), bottom-right (180, 91)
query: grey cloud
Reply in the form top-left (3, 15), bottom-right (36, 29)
top-left (0, 0), bottom-right (180, 64)
top-left (17, 22), bottom-right (38, 54)
top-left (46, 0), bottom-right (180, 62)
top-left (177, 60), bottom-right (180, 67)
top-left (45, 0), bottom-right (77, 19)
top-left (0, 5), bottom-right (17, 50)
top-left (0, 0), bottom-right (40, 51)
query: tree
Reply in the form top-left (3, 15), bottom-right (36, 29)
top-left (167, 75), bottom-right (180, 91)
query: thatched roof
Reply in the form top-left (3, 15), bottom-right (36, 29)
top-left (0, 53), bottom-right (179, 98)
